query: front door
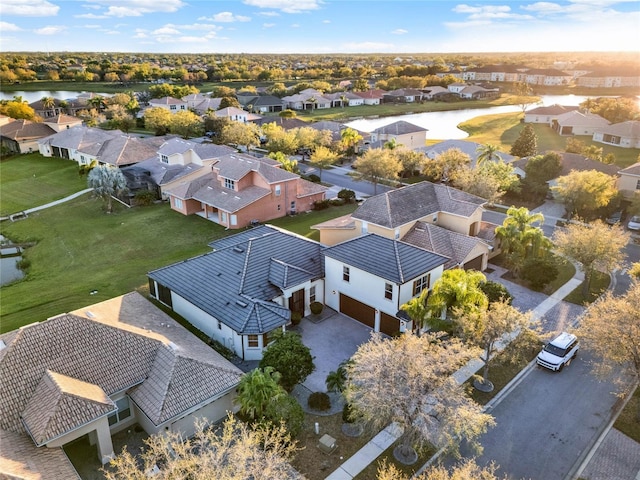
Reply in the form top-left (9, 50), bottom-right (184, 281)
top-left (288, 288), bottom-right (305, 316)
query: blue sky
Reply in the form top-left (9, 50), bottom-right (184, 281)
top-left (1, 0), bottom-right (638, 53)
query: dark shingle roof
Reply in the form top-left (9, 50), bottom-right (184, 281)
top-left (149, 227), bottom-right (324, 334)
top-left (323, 234), bottom-right (447, 284)
top-left (372, 120), bottom-right (427, 135)
top-left (353, 181), bottom-right (486, 228)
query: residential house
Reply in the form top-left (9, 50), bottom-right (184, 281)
top-left (0, 292), bottom-right (242, 475)
top-left (28, 98), bottom-right (65, 118)
top-left (551, 110), bottom-right (610, 136)
top-left (148, 96), bottom-right (188, 113)
top-left (382, 88), bottom-right (423, 103)
top-left (187, 96), bottom-right (223, 115)
top-left (251, 116), bottom-right (308, 130)
top-left (370, 121), bottom-right (428, 150)
top-left (421, 86), bottom-right (453, 100)
top-left (164, 152), bottom-right (327, 228)
top-left (524, 104), bottom-right (579, 124)
top-left (576, 68), bottom-right (640, 88)
top-left (617, 162), bottom-right (640, 199)
top-left (453, 85), bottom-right (499, 100)
top-left (312, 181), bottom-right (498, 268)
top-left (44, 113), bottom-right (83, 132)
top-left (182, 93), bottom-right (212, 109)
top-left (323, 92), bottom-right (365, 107)
top-left (238, 94), bottom-right (286, 113)
top-left (323, 234), bottom-right (447, 335)
top-left (214, 106), bottom-right (258, 123)
top-left (462, 64), bottom-right (525, 82)
top-left (281, 89), bottom-right (331, 110)
top-left (418, 139), bottom-right (516, 168)
top-left (592, 120), bottom-right (640, 149)
top-left (523, 68), bottom-right (572, 86)
top-left (1, 119), bottom-right (57, 154)
top-left (355, 89), bottom-right (385, 105)
top-left (148, 225), bottom-right (325, 360)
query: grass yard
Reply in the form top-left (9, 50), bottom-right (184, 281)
top-left (0, 198), bottom-right (229, 332)
top-left (268, 202), bottom-right (358, 241)
top-left (614, 385), bottom-right (640, 443)
top-left (0, 154), bottom-right (86, 216)
top-left (459, 113), bottom-right (640, 168)
top-left (564, 270), bottom-right (611, 305)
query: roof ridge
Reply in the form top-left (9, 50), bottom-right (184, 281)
top-left (393, 240), bottom-right (404, 283)
top-left (238, 239), bottom-right (252, 294)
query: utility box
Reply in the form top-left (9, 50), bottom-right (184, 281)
top-left (318, 434), bottom-right (337, 454)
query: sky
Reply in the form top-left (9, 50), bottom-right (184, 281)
top-left (0, 0), bottom-right (639, 54)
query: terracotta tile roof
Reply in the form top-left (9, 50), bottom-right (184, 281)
top-left (0, 428), bottom-right (80, 480)
top-left (0, 119), bottom-right (56, 140)
top-left (22, 370), bottom-right (116, 446)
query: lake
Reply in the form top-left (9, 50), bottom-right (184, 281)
top-left (345, 95), bottom-right (598, 140)
top-left (0, 90), bottom-right (111, 102)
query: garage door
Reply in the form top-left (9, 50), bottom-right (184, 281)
top-left (339, 293), bottom-right (375, 329)
top-left (380, 312), bottom-right (399, 336)
top-left (463, 254), bottom-right (484, 271)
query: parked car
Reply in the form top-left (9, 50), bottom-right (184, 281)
top-left (536, 332), bottom-right (579, 372)
top-left (628, 215), bottom-right (640, 231)
top-left (606, 211), bottom-right (623, 225)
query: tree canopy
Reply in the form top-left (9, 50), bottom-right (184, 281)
top-left (552, 170), bottom-right (618, 219)
top-left (353, 148), bottom-right (401, 195)
top-left (427, 269), bottom-right (488, 320)
top-left (87, 165), bottom-right (128, 213)
top-left (509, 124), bottom-right (537, 157)
top-left (259, 331), bottom-right (315, 392)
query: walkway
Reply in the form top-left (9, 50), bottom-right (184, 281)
top-left (1, 188), bottom-right (93, 221)
top-left (325, 262), bottom-right (586, 480)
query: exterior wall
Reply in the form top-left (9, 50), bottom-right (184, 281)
top-left (47, 416), bottom-right (114, 464)
top-left (317, 227), bottom-right (359, 246)
top-left (462, 244), bottom-right (490, 270)
top-left (397, 265), bottom-right (444, 306)
top-left (169, 196), bottom-right (201, 215)
top-left (435, 209), bottom-right (480, 235)
top-left (362, 98), bottom-right (381, 105)
top-left (168, 390), bottom-right (238, 438)
top-left (557, 123), bottom-right (602, 136)
top-left (593, 132), bottom-right (640, 149)
top-left (617, 174), bottom-right (640, 198)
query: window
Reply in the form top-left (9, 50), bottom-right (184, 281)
top-left (148, 279), bottom-right (156, 298)
top-left (230, 215), bottom-right (237, 226)
top-left (385, 283), bottom-right (393, 300)
top-left (224, 178), bottom-right (235, 190)
top-left (310, 285), bottom-right (316, 303)
top-left (108, 397), bottom-right (131, 426)
top-left (275, 184), bottom-right (281, 196)
top-left (160, 154), bottom-right (169, 164)
top-left (157, 283), bottom-right (173, 307)
top-left (173, 197), bottom-right (183, 209)
top-left (361, 222), bottom-right (368, 234)
top-left (220, 212), bottom-right (227, 223)
top-left (170, 105), bottom-right (177, 110)
top-left (277, 204), bottom-right (281, 211)
top-left (290, 201), bottom-right (296, 213)
top-left (343, 266), bottom-right (350, 282)
top-left (413, 274), bottom-right (431, 296)
top-left (636, 179), bottom-right (640, 190)
top-left (247, 335), bottom-right (259, 348)
top-left (218, 320), bottom-right (222, 330)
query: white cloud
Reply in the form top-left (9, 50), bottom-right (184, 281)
top-left (521, 2), bottom-right (564, 14)
top-left (0, 21), bottom-right (22, 31)
top-left (391, 28), bottom-right (408, 35)
top-left (155, 35), bottom-right (207, 43)
top-left (34, 25), bottom-right (66, 35)
top-left (204, 11), bottom-right (251, 22)
top-left (322, 19), bottom-right (330, 23)
top-left (341, 41), bottom-right (395, 52)
top-left (0, 0), bottom-right (60, 16)
top-left (86, 0), bottom-right (186, 17)
top-left (243, 0), bottom-right (321, 14)
top-left (263, 22), bottom-right (276, 28)
top-left (152, 26), bottom-right (180, 35)
top-left (257, 11), bottom-right (280, 16)
top-left (452, 3), bottom-right (533, 22)
top-left (291, 23), bottom-right (300, 27)
top-left (133, 29), bottom-right (148, 38)
top-left (74, 13), bottom-right (107, 18)
top-left (83, 24), bottom-right (101, 28)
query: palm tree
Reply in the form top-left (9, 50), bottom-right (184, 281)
top-left (88, 95), bottom-right (106, 112)
top-left (427, 269), bottom-right (488, 320)
top-left (399, 288), bottom-right (445, 335)
top-left (496, 206), bottom-right (550, 273)
top-left (340, 127), bottom-right (363, 159)
top-left (325, 360), bottom-right (350, 393)
top-left (476, 143), bottom-right (502, 165)
top-left (41, 96), bottom-right (56, 117)
top-left (87, 165), bottom-right (128, 214)
top-left (339, 94), bottom-right (348, 108)
top-left (235, 367), bottom-right (285, 420)
top-left (383, 137), bottom-right (402, 150)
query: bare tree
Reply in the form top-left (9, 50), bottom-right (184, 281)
top-left (377, 458), bottom-right (505, 480)
top-left (352, 148), bottom-right (401, 195)
top-left (104, 414), bottom-right (302, 480)
top-left (344, 333), bottom-right (494, 464)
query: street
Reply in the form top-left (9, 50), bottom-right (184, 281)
top-left (461, 352), bottom-right (623, 480)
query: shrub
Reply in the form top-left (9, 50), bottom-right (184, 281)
top-left (337, 189), bottom-right (356, 203)
top-left (134, 189), bottom-right (157, 206)
top-left (16, 257), bottom-right (31, 272)
top-left (265, 394), bottom-right (305, 437)
top-left (329, 198), bottom-right (343, 206)
top-left (308, 392), bottom-right (331, 411)
top-left (310, 301), bottom-right (324, 315)
top-left (342, 402), bottom-right (355, 423)
top-left (307, 174), bottom-right (321, 183)
top-left (480, 280), bottom-right (513, 305)
top-left (520, 256), bottom-right (559, 291)
top-left (313, 199), bottom-right (330, 210)
top-left (259, 331), bottom-right (315, 392)
top-left (290, 311), bottom-right (302, 325)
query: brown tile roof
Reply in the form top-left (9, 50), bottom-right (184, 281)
top-left (296, 178), bottom-right (329, 198)
top-left (372, 120), bottom-right (427, 135)
top-left (557, 152), bottom-right (620, 177)
top-left (0, 428), bottom-right (80, 480)
top-left (0, 119), bottom-right (56, 140)
top-left (525, 104), bottom-right (579, 116)
top-left (22, 370), bottom-right (116, 446)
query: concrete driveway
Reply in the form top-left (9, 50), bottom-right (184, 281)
top-left (297, 308), bottom-right (372, 393)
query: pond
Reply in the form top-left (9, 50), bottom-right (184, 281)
top-left (345, 95), bottom-right (600, 140)
top-left (0, 241), bottom-right (24, 286)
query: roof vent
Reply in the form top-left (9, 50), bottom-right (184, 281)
top-left (84, 311), bottom-right (95, 319)
top-left (233, 246), bottom-right (244, 253)
top-left (236, 300), bottom-right (248, 308)
top-left (167, 342), bottom-right (178, 351)
top-left (0, 340), bottom-right (6, 351)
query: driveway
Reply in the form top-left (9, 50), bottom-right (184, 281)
top-left (297, 308), bottom-right (372, 393)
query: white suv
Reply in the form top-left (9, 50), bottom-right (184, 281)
top-left (536, 332), bottom-right (579, 372)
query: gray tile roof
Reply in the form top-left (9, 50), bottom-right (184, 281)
top-left (557, 152), bottom-right (620, 177)
top-left (526, 104), bottom-right (579, 115)
top-left (402, 222), bottom-right (487, 269)
top-left (597, 120), bottom-right (640, 138)
top-left (373, 120), bottom-right (427, 135)
top-left (0, 119), bottom-right (56, 140)
top-left (0, 292), bottom-right (241, 439)
top-left (150, 226), bottom-right (324, 334)
top-left (95, 135), bottom-right (159, 166)
top-left (38, 125), bottom-right (120, 151)
top-left (619, 161), bottom-right (640, 176)
top-left (158, 138), bottom-right (236, 160)
top-left (215, 153), bottom-right (299, 183)
top-left (323, 234), bottom-right (447, 284)
top-left (353, 181), bottom-right (486, 228)
top-left (190, 178), bottom-right (271, 212)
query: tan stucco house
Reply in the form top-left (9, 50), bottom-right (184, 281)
top-left (0, 292), bottom-right (242, 477)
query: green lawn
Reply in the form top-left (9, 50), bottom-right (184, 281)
top-left (0, 154), bottom-right (87, 216)
top-left (460, 113), bottom-right (640, 168)
top-left (268, 203), bottom-right (358, 241)
top-left (614, 385), bottom-right (640, 443)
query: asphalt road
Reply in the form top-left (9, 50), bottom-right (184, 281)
top-left (299, 162), bottom-right (394, 197)
top-left (457, 352), bottom-right (622, 480)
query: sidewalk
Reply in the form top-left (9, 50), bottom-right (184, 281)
top-left (1, 188), bottom-right (93, 221)
top-left (324, 263), bottom-right (585, 480)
